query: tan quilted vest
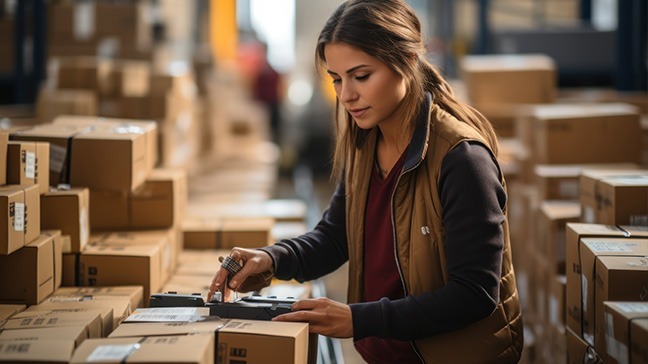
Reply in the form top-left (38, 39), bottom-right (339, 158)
top-left (344, 103), bottom-right (523, 363)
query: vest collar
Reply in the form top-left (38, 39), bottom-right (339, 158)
top-left (403, 92), bottom-right (432, 172)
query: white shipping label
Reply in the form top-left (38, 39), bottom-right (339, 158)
top-left (125, 307), bottom-right (209, 322)
top-left (86, 343), bottom-right (140, 362)
top-left (585, 241), bottom-right (634, 253)
top-left (25, 151), bottom-right (36, 179)
top-left (14, 203), bottom-right (24, 232)
top-left (581, 274), bottom-right (588, 313)
top-left (616, 302), bottom-right (648, 313)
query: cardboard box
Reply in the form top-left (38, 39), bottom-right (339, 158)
top-left (535, 163), bottom-right (639, 201)
top-left (595, 174), bottom-right (648, 226)
top-left (566, 326), bottom-right (600, 364)
top-left (40, 188), bottom-right (89, 253)
top-left (6, 141), bottom-right (50, 194)
top-left (54, 56), bottom-right (112, 91)
top-left (604, 302), bottom-right (648, 364)
top-left (109, 316), bottom-right (309, 364)
top-left (79, 243), bottom-right (161, 307)
top-left (0, 339), bottom-right (74, 363)
top-left (131, 168), bottom-right (187, 228)
top-left (0, 233), bottom-right (60, 305)
top-left (42, 229), bottom-right (64, 291)
top-left (183, 217), bottom-right (274, 250)
top-left (52, 286), bottom-right (144, 311)
top-left (630, 319), bottom-right (648, 364)
top-left (36, 88), bottom-right (98, 124)
top-left (460, 54), bottom-right (557, 106)
top-left (0, 186), bottom-right (25, 255)
top-left (10, 123), bottom-right (91, 186)
top-left (70, 127), bottom-right (147, 191)
top-left (52, 115), bottom-right (158, 176)
top-left (0, 326), bottom-right (88, 348)
top-left (25, 304), bottom-right (116, 338)
top-left (0, 304), bottom-right (26, 321)
top-left (90, 230), bottom-right (173, 285)
top-left (89, 188), bottom-right (129, 229)
top-left (538, 201), bottom-right (581, 274)
top-left (530, 103), bottom-right (642, 165)
top-left (3, 310), bottom-right (103, 339)
top-left (580, 169), bottom-right (648, 224)
top-left (2, 184), bottom-right (42, 245)
top-left (70, 334), bottom-right (214, 364)
top-left (578, 238), bottom-right (648, 348)
top-left (591, 256), bottom-right (648, 355)
top-left (565, 223), bottom-right (648, 336)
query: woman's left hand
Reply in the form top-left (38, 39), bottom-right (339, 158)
top-left (272, 297), bottom-right (353, 338)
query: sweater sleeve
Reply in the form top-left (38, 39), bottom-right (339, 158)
top-left (258, 180), bottom-right (349, 282)
top-left (350, 141), bottom-right (506, 341)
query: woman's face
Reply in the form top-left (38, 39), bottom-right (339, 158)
top-left (324, 42), bottom-right (407, 130)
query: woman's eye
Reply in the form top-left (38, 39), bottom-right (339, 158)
top-left (332, 78), bottom-right (341, 84)
top-left (355, 74), bottom-right (369, 81)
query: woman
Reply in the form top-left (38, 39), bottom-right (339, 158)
top-left (209, 0), bottom-right (523, 362)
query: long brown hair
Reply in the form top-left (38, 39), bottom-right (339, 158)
top-left (316, 0), bottom-right (499, 181)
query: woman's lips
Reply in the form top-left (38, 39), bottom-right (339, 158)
top-left (348, 107), bottom-right (368, 118)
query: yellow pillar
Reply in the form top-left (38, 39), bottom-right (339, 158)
top-left (210, 0), bottom-right (237, 62)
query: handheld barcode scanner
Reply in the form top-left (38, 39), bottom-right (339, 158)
top-left (149, 255), bottom-right (295, 320)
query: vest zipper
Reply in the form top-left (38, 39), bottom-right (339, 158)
top-left (391, 160), bottom-right (425, 364)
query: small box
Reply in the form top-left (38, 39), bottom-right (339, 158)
top-left (40, 188), bottom-right (90, 253)
top-left (3, 310), bottom-right (103, 339)
top-left (0, 233), bottom-right (58, 305)
top-left (0, 186), bottom-right (25, 255)
top-left (70, 334), bottom-right (214, 364)
top-left (460, 54), bottom-right (557, 106)
top-left (604, 302), bottom-right (648, 364)
top-left (580, 169), bottom-right (648, 225)
top-left (131, 168), bottom-right (187, 228)
top-left (0, 339), bottom-right (74, 363)
top-left (537, 201), bottom-right (581, 274)
top-left (0, 326), bottom-right (88, 348)
top-left (630, 319), bottom-right (648, 364)
top-left (52, 286), bottom-right (144, 311)
top-left (25, 303), bottom-right (116, 338)
top-left (70, 127), bottom-right (147, 191)
top-left (6, 141), bottom-right (50, 194)
top-left (79, 243), bottom-right (161, 307)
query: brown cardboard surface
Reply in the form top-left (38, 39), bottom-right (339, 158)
top-left (597, 174), bottom-right (648, 225)
top-left (40, 188), bottom-right (89, 252)
top-left (89, 188), bottom-right (130, 229)
top-left (79, 244), bottom-right (161, 307)
top-left (42, 229), bottom-right (64, 290)
top-left (52, 286), bottom-right (144, 311)
top-left (0, 233), bottom-right (55, 305)
top-left (36, 88), bottom-right (98, 124)
top-left (62, 252), bottom-right (78, 286)
top-left (0, 339), bottom-right (74, 362)
top-left (604, 302), bottom-right (648, 364)
top-left (26, 300), bottom-right (127, 338)
top-left (183, 217), bottom-right (273, 250)
top-left (566, 326), bottom-right (600, 364)
top-left (70, 334), bottom-right (214, 364)
top-left (6, 141), bottom-right (50, 194)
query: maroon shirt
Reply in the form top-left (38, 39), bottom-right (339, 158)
top-left (354, 150), bottom-right (420, 364)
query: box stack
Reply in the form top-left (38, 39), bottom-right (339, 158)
top-left (461, 52), bottom-right (648, 364)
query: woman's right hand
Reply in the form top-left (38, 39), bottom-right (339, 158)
top-left (207, 247), bottom-right (275, 302)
